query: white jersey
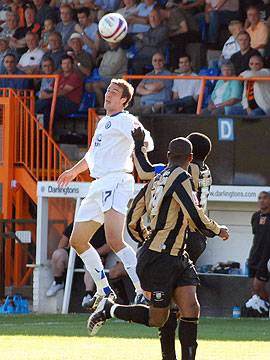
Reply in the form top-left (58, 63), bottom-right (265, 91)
top-left (84, 111), bottom-right (153, 179)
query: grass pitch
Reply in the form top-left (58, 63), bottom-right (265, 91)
top-left (0, 315), bottom-right (269, 360)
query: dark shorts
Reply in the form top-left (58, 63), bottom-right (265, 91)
top-left (248, 267), bottom-right (269, 282)
top-left (136, 246), bottom-right (200, 308)
top-left (185, 231), bottom-right (207, 264)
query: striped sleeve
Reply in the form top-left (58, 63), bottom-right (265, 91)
top-left (133, 144), bottom-right (165, 180)
top-left (126, 184), bottom-right (148, 244)
top-left (172, 178), bottom-right (221, 238)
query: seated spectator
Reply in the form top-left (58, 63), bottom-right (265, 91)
top-left (17, 32), bottom-right (44, 74)
top-left (37, 57), bottom-right (55, 101)
top-left (74, 7), bottom-right (99, 59)
top-left (33, 0), bottom-right (56, 26)
top-left (0, 53), bottom-right (30, 89)
top-left (55, 4), bottom-right (76, 47)
top-left (67, 33), bottom-right (93, 78)
top-left (9, 4), bottom-right (41, 58)
top-left (85, 42), bottom-right (127, 107)
top-left (36, 54), bottom-right (83, 129)
top-left (43, 31), bottom-right (65, 70)
top-left (0, 1), bottom-right (12, 24)
top-left (0, 11), bottom-right (19, 39)
top-left (231, 30), bottom-right (260, 76)
top-left (160, 1), bottom-right (200, 69)
top-left (203, 0), bottom-right (239, 45)
top-left (131, 9), bottom-right (169, 74)
top-left (128, 0), bottom-right (157, 35)
top-left (179, 0), bottom-right (205, 15)
top-left (246, 5), bottom-right (269, 52)
top-left (40, 17), bottom-right (56, 51)
top-left (227, 54), bottom-right (270, 116)
top-left (94, 0), bottom-right (121, 19)
top-left (206, 61), bottom-right (242, 115)
top-left (134, 52), bottom-right (172, 113)
top-left (221, 20), bottom-right (243, 61)
top-left (117, 0), bottom-right (137, 23)
top-left (152, 54), bottom-right (200, 113)
top-left (0, 37), bottom-right (11, 73)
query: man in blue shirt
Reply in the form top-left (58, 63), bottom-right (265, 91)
top-left (0, 53), bottom-right (30, 89)
top-left (133, 52), bottom-right (172, 112)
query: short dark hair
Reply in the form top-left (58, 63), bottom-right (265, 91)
top-left (249, 53), bottom-right (264, 66)
top-left (42, 56), bottom-right (55, 67)
top-left (259, 191), bottom-right (270, 199)
top-left (4, 53), bottom-right (16, 62)
top-left (179, 54), bottom-right (191, 62)
top-left (110, 79), bottom-right (134, 108)
top-left (186, 132), bottom-right (212, 161)
top-left (246, 5), bottom-right (260, 13)
top-left (236, 30), bottom-right (251, 41)
top-left (61, 54), bottom-right (74, 64)
top-left (168, 137), bottom-right (193, 163)
top-left (77, 7), bottom-right (90, 17)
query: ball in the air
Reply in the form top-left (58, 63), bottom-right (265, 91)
top-left (267, 259), bottom-right (270, 273)
top-left (98, 13), bottom-right (128, 43)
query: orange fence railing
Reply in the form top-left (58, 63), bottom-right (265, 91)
top-left (0, 74), bottom-right (60, 135)
top-left (122, 74), bottom-right (270, 114)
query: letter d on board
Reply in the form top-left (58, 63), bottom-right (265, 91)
top-left (218, 118), bottom-right (234, 141)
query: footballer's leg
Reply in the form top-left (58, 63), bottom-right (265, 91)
top-left (158, 308), bottom-right (178, 360)
top-left (173, 286), bottom-right (200, 360)
top-left (70, 221), bottom-right (115, 309)
top-left (104, 209), bottom-right (142, 296)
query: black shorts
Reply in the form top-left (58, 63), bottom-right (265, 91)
top-left (248, 267), bottom-right (269, 282)
top-left (185, 231), bottom-right (207, 264)
top-left (136, 246), bottom-right (200, 308)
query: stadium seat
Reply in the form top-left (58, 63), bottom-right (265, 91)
top-left (68, 92), bottom-right (97, 119)
top-left (198, 68), bottom-right (220, 108)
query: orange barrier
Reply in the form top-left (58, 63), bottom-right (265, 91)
top-left (0, 74), bottom-right (60, 135)
top-left (122, 74), bottom-right (270, 114)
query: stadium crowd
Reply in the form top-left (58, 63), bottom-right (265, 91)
top-left (1, 0), bottom-right (270, 126)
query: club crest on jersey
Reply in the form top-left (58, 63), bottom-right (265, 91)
top-left (153, 291), bottom-right (165, 302)
top-left (105, 121), bottom-right (111, 129)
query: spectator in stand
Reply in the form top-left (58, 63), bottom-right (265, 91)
top-left (221, 20), bottom-right (243, 61)
top-left (0, 53), bottom-right (30, 89)
top-left (206, 61), bottom-right (242, 115)
top-left (131, 9), bottom-right (169, 74)
top-left (94, 0), bottom-right (121, 18)
top-left (0, 11), bottom-right (19, 39)
top-left (134, 52), bottom-right (172, 113)
top-left (128, 0), bottom-right (157, 35)
top-left (17, 32), bottom-right (44, 74)
top-left (179, 0), bottom-right (205, 15)
top-left (37, 57), bottom-right (55, 101)
top-left (0, 1), bottom-right (12, 24)
top-left (67, 33), bottom-right (93, 78)
top-left (117, 0), bottom-right (137, 23)
top-left (55, 4), bottom-right (76, 47)
top-left (33, 0), bottom-right (56, 26)
top-left (43, 31), bottom-right (65, 70)
top-left (246, 5), bottom-right (269, 53)
top-left (36, 54), bottom-right (83, 129)
top-left (75, 7), bottom-right (99, 59)
top-left (204, 0), bottom-right (239, 46)
top-left (228, 54), bottom-right (270, 116)
top-left (152, 54), bottom-right (200, 113)
top-left (9, 4), bottom-right (41, 58)
top-left (160, 1), bottom-right (200, 69)
top-left (85, 42), bottom-right (127, 107)
top-left (0, 37), bottom-right (12, 73)
top-left (231, 30), bottom-right (260, 75)
top-left (40, 18), bottom-right (56, 51)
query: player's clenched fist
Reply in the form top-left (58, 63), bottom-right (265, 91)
top-left (219, 226), bottom-right (230, 241)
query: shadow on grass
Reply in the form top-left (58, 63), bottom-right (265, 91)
top-left (0, 315), bottom-right (269, 341)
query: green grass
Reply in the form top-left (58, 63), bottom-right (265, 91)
top-left (0, 315), bottom-right (269, 360)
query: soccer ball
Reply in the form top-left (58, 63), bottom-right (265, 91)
top-left (267, 259), bottom-right (270, 273)
top-left (98, 13), bottom-right (128, 43)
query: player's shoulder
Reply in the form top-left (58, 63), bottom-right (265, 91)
top-left (163, 166), bottom-right (191, 186)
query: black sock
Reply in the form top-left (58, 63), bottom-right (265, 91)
top-left (178, 318), bottom-right (198, 360)
top-left (85, 290), bottom-right (94, 297)
top-left (113, 304), bottom-right (150, 326)
top-left (159, 309), bottom-right (178, 360)
top-left (54, 276), bottom-right (63, 285)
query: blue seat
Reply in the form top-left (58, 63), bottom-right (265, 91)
top-left (68, 92), bottom-right (96, 119)
top-left (198, 68), bottom-right (220, 108)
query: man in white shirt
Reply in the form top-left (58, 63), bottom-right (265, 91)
top-left (153, 55), bottom-right (201, 113)
top-left (57, 79), bottom-right (153, 310)
top-left (17, 32), bottom-right (44, 74)
top-left (221, 20), bottom-right (242, 60)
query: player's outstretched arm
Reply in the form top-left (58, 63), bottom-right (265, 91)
top-left (173, 177), bottom-right (229, 240)
top-left (132, 128), bottom-right (165, 180)
top-left (57, 158), bottom-right (88, 187)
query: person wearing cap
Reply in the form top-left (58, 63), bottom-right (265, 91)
top-left (67, 32), bottom-right (93, 78)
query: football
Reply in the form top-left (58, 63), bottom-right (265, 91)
top-left (98, 13), bottom-right (128, 43)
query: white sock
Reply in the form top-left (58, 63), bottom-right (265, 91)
top-left (110, 304), bottom-right (118, 318)
top-left (116, 245), bottom-right (142, 294)
top-left (80, 247), bottom-right (112, 296)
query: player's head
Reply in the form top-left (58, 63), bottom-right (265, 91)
top-left (104, 79), bottom-right (134, 113)
top-left (167, 137), bottom-right (193, 169)
top-left (258, 191), bottom-right (270, 211)
top-left (186, 132), bottom-right (212, 162)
